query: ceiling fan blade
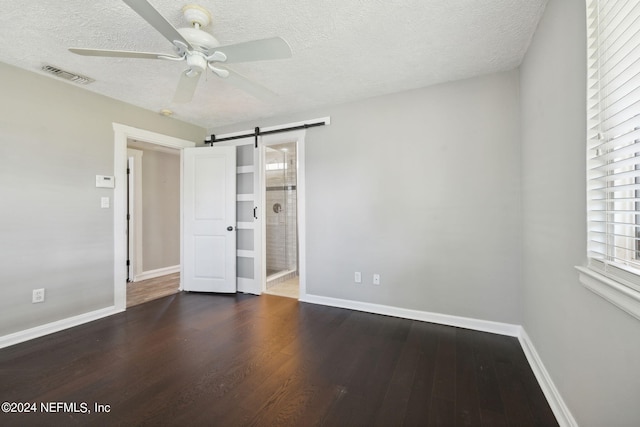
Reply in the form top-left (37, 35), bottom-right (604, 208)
top-left (212, 37), bottom-right (292, 64)
top-left (216, 65), bottom-right (276, 100)
top-left (122, 0), bottom-right (193, 50)
top-left (173, 70), bottom-right (201, 103)
top-left (69, 48), bottom-right (180, 60)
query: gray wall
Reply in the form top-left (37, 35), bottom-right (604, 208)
top-left (0, 61), bottom-right (204, 336)
top-left (213, 70), bottom-right (523, 324)
top-left (520, 0), bottom-right (640, 425)
top-left (141, 150), bottom-right (180, 271)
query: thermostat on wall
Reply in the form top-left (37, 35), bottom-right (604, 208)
top-left (96, 175), bottom-right (115, 188)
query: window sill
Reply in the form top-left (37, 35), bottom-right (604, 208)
top-left (576, 266), bottom-right (640, 321)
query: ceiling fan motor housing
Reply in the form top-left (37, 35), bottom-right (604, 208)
top-left (177, 20), bottom-right (221, 77)
top-left (178, 27), bottom-right (220, 52)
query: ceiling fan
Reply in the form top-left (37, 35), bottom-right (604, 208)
top-left (69, 0), bottom-right (292, 103)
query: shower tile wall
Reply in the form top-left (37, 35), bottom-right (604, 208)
top-left (265, 144), bottom-right (297, 276)
top-left (265, 189), bottom-right (297, 273)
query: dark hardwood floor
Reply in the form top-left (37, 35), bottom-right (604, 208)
top-left (0, 293), bottom-right (558, 426)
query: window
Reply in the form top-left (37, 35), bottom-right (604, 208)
top-left (581, 0), bottom-right (640, 318)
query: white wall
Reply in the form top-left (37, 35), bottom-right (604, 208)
top-left (0, 61), bottom-right (204, 337)
top-left (520, 0), bottom-right (640, 425)
top-left (213, 70), bottom-right (523, 324)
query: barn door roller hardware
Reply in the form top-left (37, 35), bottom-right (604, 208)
top-left (204, 121), bottom-right (327, 148)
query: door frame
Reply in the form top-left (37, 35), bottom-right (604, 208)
top-left (113, 123), bottom-right (196, 311)
top-left (192, 116), bottom-right (327, 298)
top-left (127, 148), bottom-right (144, 282)
top-left (259, 130), bottom-right (307, 299)
top-left (213, 127), bottom-right (309, 299)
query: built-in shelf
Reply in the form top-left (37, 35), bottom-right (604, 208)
top-left (236, 166), bottom-right (254, 174)
top-left (237, 221), bottom-right (255, 230)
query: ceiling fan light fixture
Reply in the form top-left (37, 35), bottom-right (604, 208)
top-left (208, 63), bottom-right (229, 78)
top-left (186, 52), bottom-right (207, 75)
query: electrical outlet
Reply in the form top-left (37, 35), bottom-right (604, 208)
top-left (32, 288), bottom-right (45, 303)
top-left (355, 272), bottom-right (362, 283)
top-left (373, 274), bottom-right (380, 285)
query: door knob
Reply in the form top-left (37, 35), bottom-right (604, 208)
top-left (227, 226), bottom-right (234, 231)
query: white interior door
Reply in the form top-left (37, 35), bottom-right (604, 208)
top-left (183, 146), bottom-right (237, 293)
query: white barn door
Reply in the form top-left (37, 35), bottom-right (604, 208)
top-left (183, 146), bottom-right (237, 293)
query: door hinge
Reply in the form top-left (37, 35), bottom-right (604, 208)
top-left (253, 207), bottom-right (258, 219)
top-left (126, 260), bottom-right (130, 266)
top-left (127, 214), bottom-right (131, 220)
top-left (127, 168), bottom-right (130, 175)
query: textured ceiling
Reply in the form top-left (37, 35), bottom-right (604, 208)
top-left (0, 0), bottom-right (547, 129)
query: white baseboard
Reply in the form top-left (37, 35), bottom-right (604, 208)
top-left (300, 294), bottom-right (521, 337)
top-left (133, 265), bottom-right (180, 282)
top-left (518, 329), bottom-right (577, 427)
top-left (0, 306), bottom-right (123, 349)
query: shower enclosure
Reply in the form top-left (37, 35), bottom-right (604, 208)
top-left (264, 142), bottom-right (298, 284)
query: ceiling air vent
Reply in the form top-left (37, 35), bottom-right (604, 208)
top-left (41, 64), bottom-right (95, 85)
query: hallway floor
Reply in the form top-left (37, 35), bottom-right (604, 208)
top-left (127, 272), bottom-right (180, 307)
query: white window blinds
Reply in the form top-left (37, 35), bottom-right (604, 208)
top-left (587, 0), bottom-right (640, 290)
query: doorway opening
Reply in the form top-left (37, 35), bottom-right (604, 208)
top-left (262, 142), bottom-right (299, 299)
top-left (203, 123), bottom-right (314, 299)
top-left (112, 123), bottom-right (196, 311)
top-left (125, 139), bottom-right (181, 307)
